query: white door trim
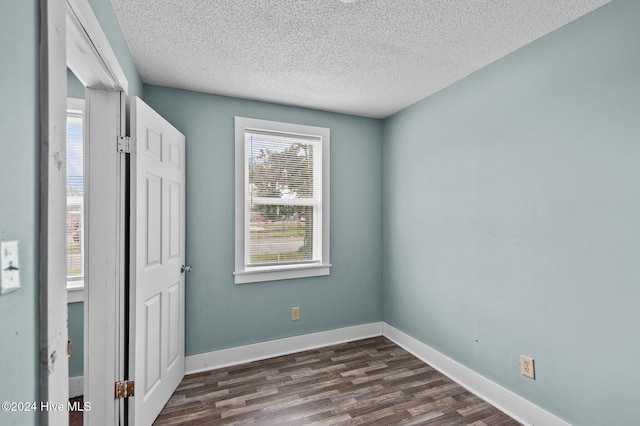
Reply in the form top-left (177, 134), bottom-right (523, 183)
top-left (39, 1), bottom-right (69, 424)
top-left (42, 0), bottom-right (129, 424)
top-left (83, 89), bottom-right (126, 425)
top-left (66, 0), bottom-right (128, 93)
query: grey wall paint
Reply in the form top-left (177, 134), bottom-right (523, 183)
top-left (67, 303), bottom-right (84, 378)
top-left (0, 1), bottom-right (39, 424)
top-left (67, 68), bottom-right (85, 99)
top-left (143, 86), bottom-right (383, 355)
top-left (382, 1), bottom-right (640, 425)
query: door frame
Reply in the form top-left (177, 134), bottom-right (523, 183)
top-left (39, 2), bottom-right (68, 424)
top-left (41, 0), bottom-right (128, 424)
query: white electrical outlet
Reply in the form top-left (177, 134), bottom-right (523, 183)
top-left (520, 355), bottom-right (535, 379)
top-left (1, 240), bottom-right (21, 295)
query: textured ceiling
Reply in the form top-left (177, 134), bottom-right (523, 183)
top-left (112, 0), bottom-right (610, 118)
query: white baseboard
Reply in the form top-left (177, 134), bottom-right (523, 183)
top-left (69, 376), bottom-right (83, 398)
top-left (382, 323), bottom-right (570, 426)
top-left (185, 322), bottom-right (383, 374)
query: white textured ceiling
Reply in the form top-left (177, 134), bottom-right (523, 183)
top-left (112, 0), bottom-right (610, 118)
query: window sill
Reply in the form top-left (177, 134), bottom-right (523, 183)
top-left (234, 263), bottom-right (331, 284)
top-left (66, 281), bottom-right (84, 303)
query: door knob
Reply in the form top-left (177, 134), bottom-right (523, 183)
top-left (181, 265), bottom-right (192, 273)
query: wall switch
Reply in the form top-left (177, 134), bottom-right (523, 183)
top-left (1, 240), bottom-right (21, 296)
top-left (520, 355), bottom-right (535, 379)
top-left (291, 307), bottom-right (300, 321)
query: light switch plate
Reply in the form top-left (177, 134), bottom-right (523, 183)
top-left (1, 240), bottom-right (21, 295)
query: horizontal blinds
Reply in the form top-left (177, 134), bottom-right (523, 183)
top-left (245, 130), bottom-right (321, 267)
top-left (67, 113), bottom-right (83, 192)
top-left (247, 131), bottom-right (318, 201)
top-left (66, 112), bottom-right (84, 280)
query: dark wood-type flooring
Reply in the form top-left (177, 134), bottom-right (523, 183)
top-left (154, 336), bottom-right (521, 425)
top-left (69, 396), bottom-right (83, 426)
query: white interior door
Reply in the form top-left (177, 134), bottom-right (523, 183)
top-left (130, 96), bottom-right (185, 425)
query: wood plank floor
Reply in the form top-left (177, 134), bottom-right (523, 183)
top-left (154, 337), bottom-right (521, 425)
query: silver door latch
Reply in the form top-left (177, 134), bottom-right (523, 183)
top-left (181, 265), bottom-right (192, 273)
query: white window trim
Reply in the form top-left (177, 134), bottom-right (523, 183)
top-left (67, 97), bottom-right (85, 303)
top-left (67, 281), bottom-right (84, 303)
top-left (234, 116), bottom-right (330, 284)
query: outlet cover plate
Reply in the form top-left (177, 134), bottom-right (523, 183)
top-left (291, 307), bottom-right (300, 321)
top-left (520, 355), bottom-right (535, 379)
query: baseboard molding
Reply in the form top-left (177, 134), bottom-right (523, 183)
top-left (185, 322), bottom-right (383, 374)
top-left (382, 323), bottom-right (570, 426)
top-left (69, 376), bottom-right (83, 398)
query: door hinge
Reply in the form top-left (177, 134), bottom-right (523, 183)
top-left (114, 380), bottom-right (135, 399)
top-left (118, 136), bottom-right (136, 154)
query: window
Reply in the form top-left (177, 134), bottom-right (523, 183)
top-left (234, 117), bottom-right (330, 284)
top-left (66, 98), bottom-right (85, 301)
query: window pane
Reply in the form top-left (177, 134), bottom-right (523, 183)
top-left (248, 204), bottom-right (314, 265)
top-left (66, 113), bottom-right (84, 280)
top-left (247, 133), bottom-right (315, 201)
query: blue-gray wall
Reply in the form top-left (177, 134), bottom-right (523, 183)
top-left (67, 68), bottom-right (85, 99)
top-left (382, 1), bottom-right (640, 425)
top-left (67, 303), bottom-right (84, 378)
top-left (0, 1), bottom-right (39, 425)
top-left (143, 86), bottom-right (384, 355)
